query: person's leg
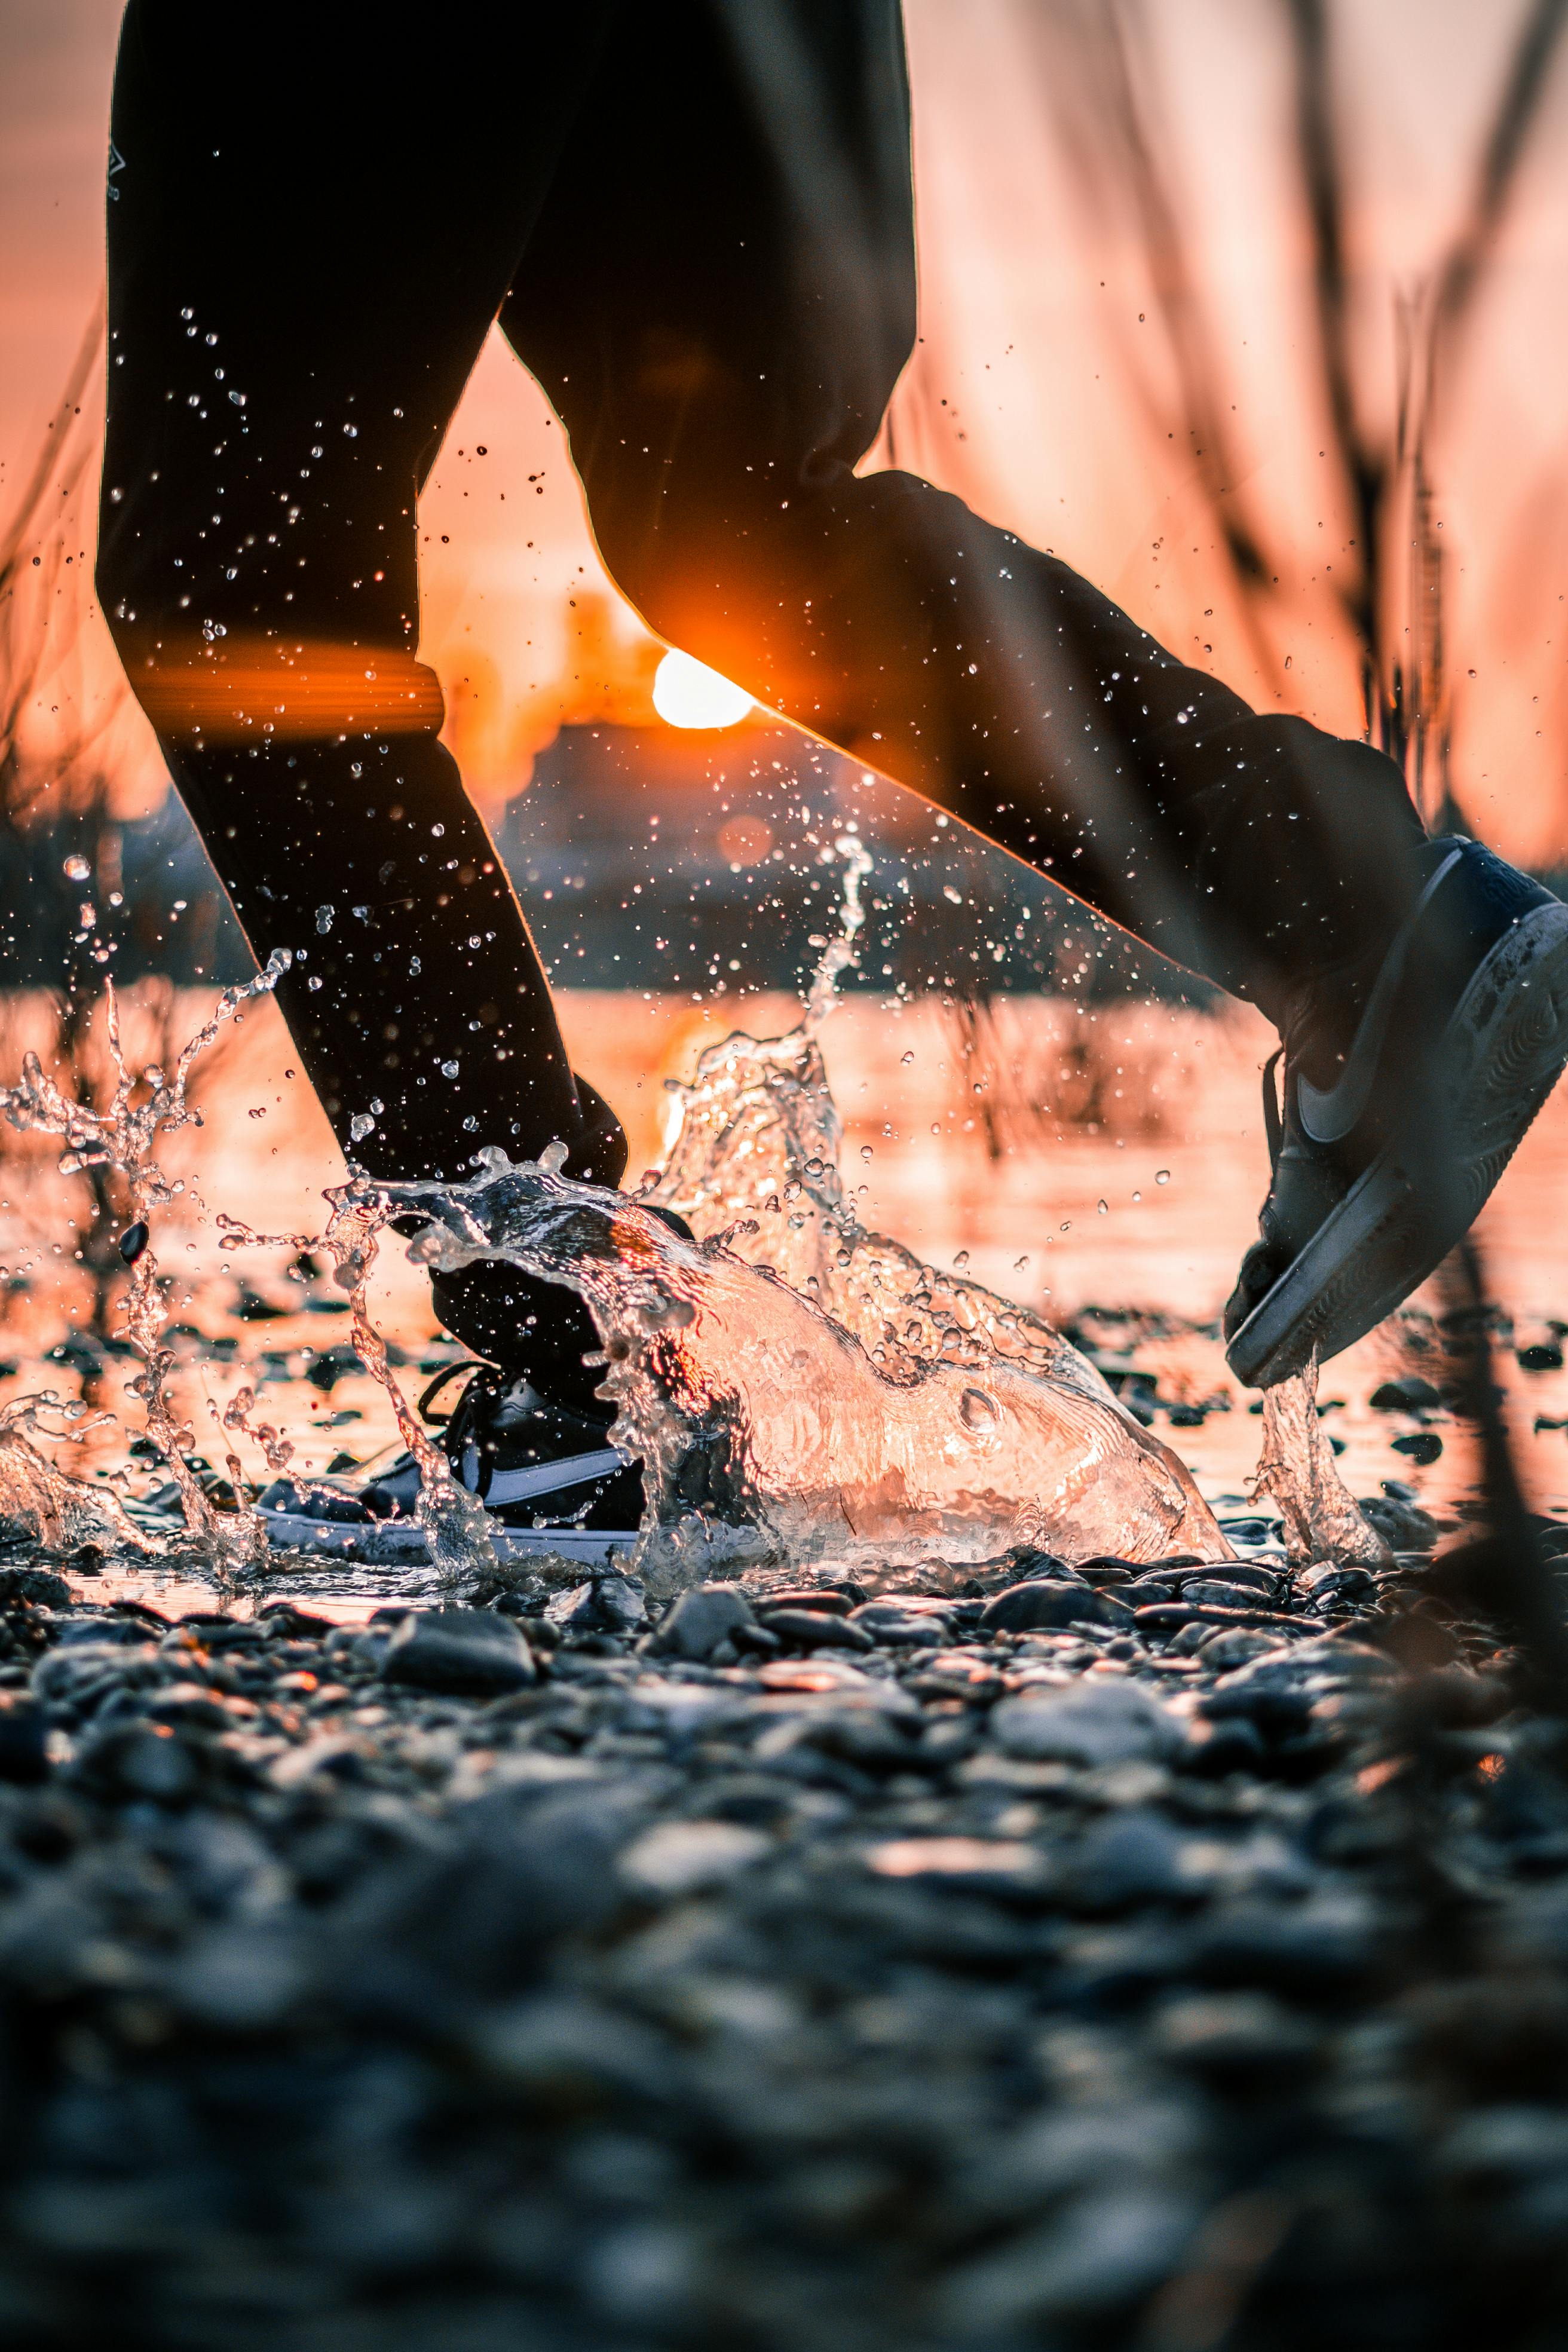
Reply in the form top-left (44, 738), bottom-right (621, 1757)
top-left (502, 1), bottom-right (1568, 1385)
top-left (501, 0), bottom-right (1428, 1034)
top-left (98, 0), bottom-right (621, 1401)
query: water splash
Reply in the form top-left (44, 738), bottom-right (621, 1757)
top-left (0, 952), bottom-right (293, 1585)
top-left (219, 1181), bottom-right (498, 1585)
top-left (0, 1393), bottom-right (147, 1552)
top-left (1252, 1354), bottom-right (1391, 1566)
top-left (357, 853), bottom-right (1230, 1586)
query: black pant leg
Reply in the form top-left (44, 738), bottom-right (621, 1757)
top-left (503, 0), bottom-right (1425, 1022)
top-left (98, 0), bottom-right (626, 1401)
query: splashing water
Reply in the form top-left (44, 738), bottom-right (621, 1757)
top-left (354, 840), bottom-right (1230, 1588)
top-left (0, 953), bottom-right (293, 1586)
top-left (0, 1394), bottom-right (146, 1552)
top-left (219, 1180), bottom-right (498, 1586)
top-left (1252, 1353), bottom-right (1390, 1566)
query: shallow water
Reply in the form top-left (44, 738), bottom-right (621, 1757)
top-left (2, 865), bottom-right (1565, 1613)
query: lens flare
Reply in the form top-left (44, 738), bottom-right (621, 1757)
top-left (653, 648), bottom-right (753, 730)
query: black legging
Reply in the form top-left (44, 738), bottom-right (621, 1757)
top-left (97, 0), bottom-right (1428, 1402)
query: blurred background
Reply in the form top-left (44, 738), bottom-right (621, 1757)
top-left (5, 0), bottom-right (1568, 1527)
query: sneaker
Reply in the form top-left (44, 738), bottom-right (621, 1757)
top-left (414, 1360), bottom-right (643, 1534)
top-left (1224, 836), bottom-right (1568, 1388)
top-left (257, 1364), bottom-right (642, 1552)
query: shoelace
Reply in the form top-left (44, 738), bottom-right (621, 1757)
top-left (416, 1359), bottom-right (506, 1499)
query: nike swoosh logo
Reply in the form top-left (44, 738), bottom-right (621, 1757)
top-left (1296, 844), bottom-right (1466, 1146)
top-left (461, 1445), bottom-right (626, 1506)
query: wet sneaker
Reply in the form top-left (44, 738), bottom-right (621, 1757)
top-left (357, 1361), bottom-right (644, 1535)
top-left (1225, 836), bottom-right (1568, 1388)
top-left (257, 1365), bottom-right (642, 1545)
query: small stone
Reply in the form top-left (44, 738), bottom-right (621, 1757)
top-left (1150, 1990), bottom-right (1321, 2083)
top-left (546, 1576), bottom-right (645, 1635)
top-left (849, 1601), bottom-right (954, 1644)
top-left (0, 1699), bottom-right (48, 1785)
top-left (78, 1723), bottom-right (200, 1804)
top-left (618, 1819), bottom-right (770, 1897)
top-left (1181, 1579), bottom-right (1275, 1611)
top-left (982, 1579), bottom-right (1131, 1634)
top-left (990, 1682), bottom-right (1181, 1769)
top-left (650, 1585), bottom-right (757, 1661)
top-left (1359, 1493), bottom-right (1443, 1551)
top-left (759, 1607), bottom-right (872, 1651)
top-left (0, 1566), bottom-right (72, 1610)
top-left (1369, 1376), bottom-right (1442, 1411)
top-left (1196, 1628), bottom-right (1283, 1668)
top-left (381, 1608), bottom-right (535, 1694)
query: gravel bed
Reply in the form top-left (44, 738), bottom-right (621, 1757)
top-left (0, 1537), bottom-right (1564, 2348)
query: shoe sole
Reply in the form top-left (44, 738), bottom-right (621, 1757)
top-left (258, 1510), bottom-right (637, 1566)
top-left (1226, 898), bottom-right (1568, 1388)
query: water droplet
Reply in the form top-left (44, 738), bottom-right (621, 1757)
top-left (118, 1221), bottom-right (149, 1266)
top-left (314, 904), bottom-right (334, 934)
top-left (1131, 1189), bottom-right (1142, 1203)
top-left (960, 1386), bottom-right (999, 1431)
top-left (901, 1050), bottom-right (914, 1065)
top-left (440, 1061), bottom-right (460, 1080)
top-left (63, 855), bottom-right (90, 882)
top-left (954, 1250), bottom-right (970, 1267)
top-left (1155, 1169), bottom-right (1171, 1185)
top-left (1097, 1199), bottom-right (1108, 1215)
top-left (859, 1144), bottom-right (874, 1162)
top-left (349, 1113), bottom-right (375, 1142)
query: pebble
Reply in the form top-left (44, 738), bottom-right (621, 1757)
top-left (981, 1578), bottom-right (1133, 1633)
top-left (648, 1583), bottom-right (755, 1660)
top-left (381, 1607), bottom-right (537, 1693)
top-left (0, 1493), bottom-right (1557, 2348)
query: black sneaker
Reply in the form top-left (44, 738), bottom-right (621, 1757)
top-left (1225, 835), bottom-right (1568, 1388)
top-left (413, 1360), bottom-right (643, 1535)
top-left (257, 1365), bottom-right (642, 1550)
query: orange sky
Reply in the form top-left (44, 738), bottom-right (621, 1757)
top-left (6, 0), bottom-right (1568, 855)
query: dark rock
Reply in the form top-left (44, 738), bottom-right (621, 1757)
top-left (546, 1576), bottom-right (645, 1636)
top-left (381, 1608), bottom-right (536, 1694)
top-left (74, 1722), bottom-right (201, 1804)
top-left (1359, 1492), bottom-right (1444, 1551)
top-left (991, 1681), bottom-right (1182, 1768)
top-left (0, 1698), bottom-right (48, 1784)
top-left (762, 1587), bottom-right (854, 1616)
top-left (759, 1608), bottom-right (873, 1652)
top-left (1180, 1713), bottom-right (1269, 1776)
top-left (1392, 1431), bottom-right (1444, 1465)
top-left (1370, 1376), bottom-right (1443, 1411)
top-left (981, 1579), bottom-right (1131, 1633)
top-left (849, 1601), bottom-right (954, 1644)
top-left (1181, 1578), bottom-right (1280, 1612)
top-left (0, 1566), bottom-right (72, 1610)
top-left (650, 1585), bottom-right (756, 1661)
top-left (1064, 1811), bottom-right (1196, 1910)
top-left (1004, 1546), bottom-right (1071, 1580)
top-left (1151, 1992), bottom-right (1321, 2085)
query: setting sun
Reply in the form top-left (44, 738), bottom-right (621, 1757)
top-left (651, 648), bottom-right (753, 729)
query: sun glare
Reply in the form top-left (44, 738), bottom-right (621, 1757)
top-left (652, 648), bottom-right (753, 730)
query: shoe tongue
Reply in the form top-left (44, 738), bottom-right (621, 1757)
top-left (498, 1375), bottom-right (612, 1438)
